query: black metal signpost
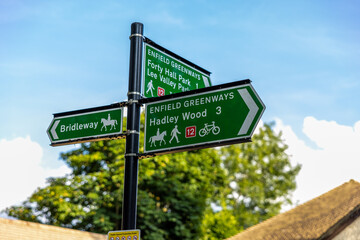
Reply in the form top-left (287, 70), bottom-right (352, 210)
top-left (47, 22), bottom-right (265, 237)
top-left (122, 22), bottom-right (143, 230)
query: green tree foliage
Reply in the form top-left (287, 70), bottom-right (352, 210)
top-left (5, 122), bottom-right (300, 240)
top-left (220, 123), bottom-right (301, 230)
top-left (201, 208), bottom-right (239, 240)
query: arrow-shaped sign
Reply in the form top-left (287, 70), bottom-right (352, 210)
top-left (143, 39), bottom-right (212, 98)
top-left (142, 80), bottom-right (265, 155)
top-left (50, 120), bottom-right (60, 140)
top-left (238, 88), bottom-right (259, 135)
top-left (47, 104), bottom-right (124, 146)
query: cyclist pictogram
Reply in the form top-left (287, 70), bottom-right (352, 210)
top-left (199, 121), bottom-right (220, 137)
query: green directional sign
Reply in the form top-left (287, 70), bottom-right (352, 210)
top-left (143, 80), bottom-right (265, 154)
top-left (47, 105), bottom-right (123, 146)
top-left (143, 40), bottom-right (211, 98)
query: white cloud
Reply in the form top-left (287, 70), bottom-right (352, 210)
top-left (274, 117), bottom-right (360, 205)
top-left (0, 136), bottom-right (70, 211)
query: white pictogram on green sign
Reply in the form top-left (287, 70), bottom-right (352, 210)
top-left (169, 125), bottom-right (181, 143)
top-left (199, 121), bottom-right (220, 137)
top-left (149, 130), bottom-right (167, 147)
top-left (101, 114), bottom-right (118, 131)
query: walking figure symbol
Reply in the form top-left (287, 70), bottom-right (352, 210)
top-left (169, 125), bottom-right (181, 143)
top-left (199, 121), bottom-right (220, 137)
top-left (101, 114), bottom-right (118, 131)
top-left (146, 80), bottom-right (155, 97)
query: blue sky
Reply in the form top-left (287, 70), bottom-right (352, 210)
top-left (1, 0), bottom-right (360, 212)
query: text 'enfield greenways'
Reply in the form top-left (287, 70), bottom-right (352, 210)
top-left (144, 81), bottom-right (265, 153)
top-left (47, 107), bottom-right (123, 146)
top-left (143, 42), bottom-right (211, 98)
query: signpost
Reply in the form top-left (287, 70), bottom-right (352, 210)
top-left (47, 104), bottom-right (124, 146)
top-left (47, 22), bottom-right (266, 235)
top-left (143, 38), bottom-right (211, 98)
top-left (142, 80), bottom-right (265, 155)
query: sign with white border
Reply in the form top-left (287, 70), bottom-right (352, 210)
top-left (142, 80), bottom-right (265, 155)
top-left (143, 38), bottom-right (211, 98)
top-left (47, 104), bottom-right (124, 146)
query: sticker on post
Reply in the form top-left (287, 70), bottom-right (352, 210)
top-left (107, 230), bottom-right (140, 240)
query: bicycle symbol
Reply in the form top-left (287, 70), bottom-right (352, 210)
top-left (199, 121), bottom-right (220, 137)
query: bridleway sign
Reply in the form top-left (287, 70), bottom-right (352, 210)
top-left (47, 103), bottom-right (124, 146)
top-left (141, 79), bottom-right (265, 156)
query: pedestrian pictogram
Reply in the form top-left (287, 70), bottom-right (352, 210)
top-left (169, 125), bottom-right (181, 143)
top-left (146, 79), bottom-right (155, 97)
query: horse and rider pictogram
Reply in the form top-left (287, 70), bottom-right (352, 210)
top-left (101, 114), bottom-right (118, 131)
top-left (149, 129), bottom-right (167, 147)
